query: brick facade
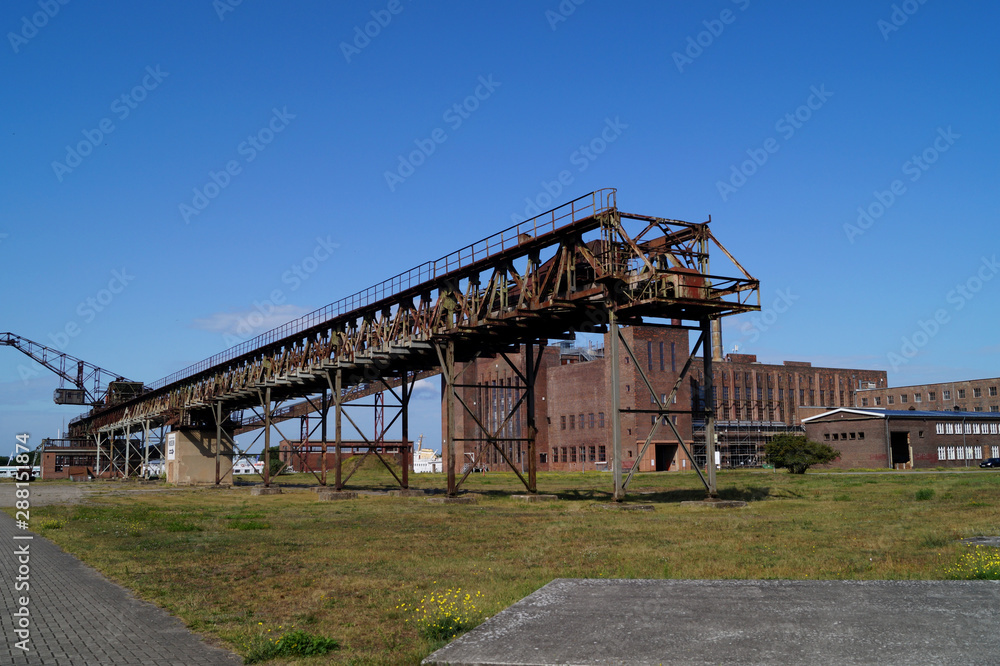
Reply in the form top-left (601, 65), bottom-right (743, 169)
top-left (855, 378), bottom-right (1000, 413)
top-left (803, 409), bottom-right (1000, 469)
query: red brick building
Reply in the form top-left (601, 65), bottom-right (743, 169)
top-left (854, 378), bottom-right (1000, 413)
top-left (803, 408), bottom-right (1000, 469)
top-left (449, 325), bottom-right (887, 472)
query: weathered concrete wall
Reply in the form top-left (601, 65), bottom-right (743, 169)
top-left (166, 428), bottom-right (233, 485)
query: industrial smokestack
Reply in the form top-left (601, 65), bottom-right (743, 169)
top-left (710, 319), bottom-right (724, 361)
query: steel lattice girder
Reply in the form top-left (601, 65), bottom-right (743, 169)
top-left (77, 189), bottom-right (759, 436)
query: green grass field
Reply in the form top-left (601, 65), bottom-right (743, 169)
top-left (9, 467), bottom-right (1000, 664)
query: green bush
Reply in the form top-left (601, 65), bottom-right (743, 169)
top-left (915, 488), bottom-right (935, 501)
top-left (243, 628), bottom-right (338, 664)
top-left (764, 435), bottom-right (840, 474)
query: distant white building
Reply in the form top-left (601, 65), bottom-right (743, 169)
top-left (413, 442), bottom-right (442, 473)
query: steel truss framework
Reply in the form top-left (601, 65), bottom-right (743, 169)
top-left (71, 189), bottom-right (758, 497)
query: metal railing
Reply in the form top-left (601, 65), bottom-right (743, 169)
top-left (148, 189), bottom-right (616, 391)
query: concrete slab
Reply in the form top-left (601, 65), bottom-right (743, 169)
top-left (317, 491), bottom-right (358, 501)
top-left (423, 578), bottom-right (1000, 665)
top-left (427, 496), bottom-right (477, 504)
top-left (512, 494), bottom-right (559, 502)
top-left (250, 487), bottom-right (282, 496)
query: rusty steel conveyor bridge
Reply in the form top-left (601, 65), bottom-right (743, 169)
top-left (69, 189), bottom-right (759, 499)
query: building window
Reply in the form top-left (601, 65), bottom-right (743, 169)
top-left (947, 447), bottom-right (955, 460)
top-left (900, 394), bottom-right (908, 403)
top-left (918, 430), bottom-right (924, 438)
top-left (569, 415), bottom-right (575, 430)
top-left (562, 447), bottom-right (568, 461)
top-left (839, 391), bottom-right (845, 406)
top-left (671, 342), bottom-right (676, 372)
top-left (659, 341), bottom-right (664, 372)
top-left (579, 414), bottom-right (584, 429)
top-left (862, 398), bottom-right (868, 406)
top-left (540, 453), bottom-right (548, 464)
top-left (888, 395), bottom-right (895, 405)
top-left (973, 423), bottom-right (981, 434)
top-left (935, 423), bottom-right (944, 434)
top-left (824, 433), bottom-right (830, 440)
top-left (589, 413), bottom-right (595, 428)
top-left (858, 432), bottom-right (865, 439)
top-left (929, 392), bottom-right (936, 400)
top-left (832, 433), bottom-right (839, 441)
top-left (990, 386), bottom-right (998, 397)
top-left (943, 390), bottom-right (951, 400)
top-left (799, 389), bottom-right (805, 403)
top-left (975, 446), bottom-right (983, 460)
top-left (974, 388), bottom-right (982, 398)
top-left (874, 396), bottom-right (881, 406)
top-left (964, 423), bottom-right (973, 434)
top-left (599, 412), bottom-right (605, 428)
top-left (975, 407), bottom-right (984, 412)
top-left (589, 446), bottom-right (596, 462)
top-left (993, 445), bottom-right (1000, 458)
top-left (598, 445), bottom-right (606, 462)
top-left (767, 388), bottom-right (774, 401)
top-left (958, 389), bottom-right (966, 399)
top-left (992, 406), bottom-right (1000, 413)
top-left (561, 415), bottom-right (566, 430)
top-left (552, 448), bottom-right (559, 463)
top-left (809, 390), bottom-right (815, 406)
top-left (990, 423), bottom-right (999, 434)
top-left (647, 341), bottom-right (653, 372)
top-left (914, 394), bottom-right (922, 403)
top-left (849, 432), bottom-right (856, 440)
top-left (758, 388), bottom-right (764, 400)
top-left (966, 446), bottom-right (974, 460)
top-left (945, 423), bottom-right (954, 434)
top-left (735, 387), bottom-right (741, 400)
top-left (937, 446), bottom-right (946, 460)
top-left (570, 447), bottom-right (577, 463)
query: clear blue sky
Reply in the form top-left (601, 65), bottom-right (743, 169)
top-left (2, 0), bottom-right (998, 454)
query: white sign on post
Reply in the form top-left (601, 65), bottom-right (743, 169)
top-left (166, 432), bottom-right (176, 461)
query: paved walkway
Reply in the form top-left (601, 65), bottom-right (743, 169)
top-left (424, 578), bottom-right (1000, 665)
top-left (0, 511), bottom-right (240, 665)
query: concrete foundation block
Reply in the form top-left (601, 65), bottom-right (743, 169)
top-left (388, 489), bottom-right (431, 497)
top-left (250, 487), bottom-right (283, 496)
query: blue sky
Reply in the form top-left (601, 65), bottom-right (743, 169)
top-left (2, 0), bottom-right (998, 454)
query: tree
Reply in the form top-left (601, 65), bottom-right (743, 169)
top-left (765, 434), bottom-right (839, 474)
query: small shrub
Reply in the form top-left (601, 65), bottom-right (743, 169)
top-left (399, 588), bottom-right (487, 644)
top-left (944, 545), bottom-right (1000, 580)
top-left (243, 626), bottom-right (338, 664)
top-left (915, 488), bottom-right (935, 501)
top-left (38, 518), bottom-right (65, 530)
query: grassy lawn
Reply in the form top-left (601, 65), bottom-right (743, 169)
top-left (8, 466), bottom-right (1000, 664)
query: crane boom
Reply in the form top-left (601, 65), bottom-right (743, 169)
top-left (1, 332), bottom-right (137, 406)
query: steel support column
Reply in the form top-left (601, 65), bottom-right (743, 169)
top-left (701, 318), bottom-right (718, 498)
top-left (334, 369), bottom-right (343, 490)
top-left (610, 310), bottom-right (624, 502)
top-left (262, 387), bottom-right (272, 488)
top-left (437, 340), bottom-right (457, 496)
top-left (400, 373), bottom-right (411, 489)
top-left (320, 390), bottom-right (329, 486)
top-left (214, 401), bottom-right (223, 486)
top-left (525, 342), bottom-right (538, 494)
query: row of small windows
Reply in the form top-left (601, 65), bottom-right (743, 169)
top-left (934, 422), bottom-right (1000, 435)
top-left (823, 432), bottom-right (865, 441)
top-left (937, 446), bottom-right (1000, 461)
top-left (646, 341), bottom-right (677, 373)
top-left (552, 445), bottom-right (607, 463)
top-left (560, 413), bottom-right (606, 430)
top-left (868, 386), bottom-right (998, 405)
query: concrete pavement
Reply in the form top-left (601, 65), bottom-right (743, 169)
top-left (424, 578), bottom-right (1000, 665)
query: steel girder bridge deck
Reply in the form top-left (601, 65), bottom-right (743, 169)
top-left (70, 189), bottom-right (759, 499)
